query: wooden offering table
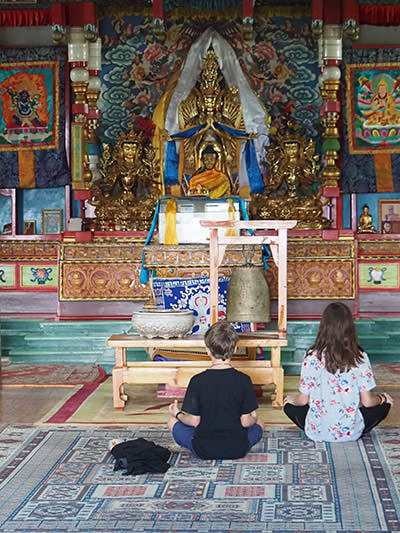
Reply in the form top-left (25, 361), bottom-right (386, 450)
top-left (107, 332), bottom-right (288, 409)
top-left (108, 218), bottom-right (295, 410)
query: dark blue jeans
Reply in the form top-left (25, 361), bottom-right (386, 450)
top-left (172, 421), bottom-right (263, 455)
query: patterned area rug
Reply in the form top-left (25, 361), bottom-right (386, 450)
top-left (1, 364), bottom-right (107, 387)
top-left (43, 368), bottom-right (400, 426)
top-left (0, 425), bottom-right (400, 531)
top-left (43, 377), bottom-right (299, 425)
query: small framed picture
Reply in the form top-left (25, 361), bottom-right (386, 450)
top-left (42, 209), bottom-right (62, 234)
top-left (379, 199), bottom-right (400, 234)
top-left (23, 220), bottom-right (36, 235)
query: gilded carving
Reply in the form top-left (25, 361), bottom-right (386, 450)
top-left (89, 126), bottom-right (160, 231)
top-left (265, 259), bottom-right (354, 299)
top-left (60, 262), bottom-right (151, 301)
top-left (0, 241), bottom-right (58, 261)
top-left (286, 238), bottom-right (354, 258)
top-left (250, 129), bottom-right (329, 229)
top-left (61, 243), bottom-right (144, 262)
top-left (144, 245), bottom-right (263, 268)
top-left (358, 239), bottom-right (400, 259)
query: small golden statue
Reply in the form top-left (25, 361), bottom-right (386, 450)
top-left (250, 129), bottom-right (329, 230)
top-left (188, 143), bottom-right (231, 198)
top-left (357, 204), bottom-right (376, 234)
top-left (89, 126), bottom-right (160, 231)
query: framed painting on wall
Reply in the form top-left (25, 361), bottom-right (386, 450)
top-left (42, 209), bottom-right (62, 234)
top-left (346, 63), bottom-right (400, 154)
top-left (23, 220), bottom-right (36, 235)
top-left (379, 199), bottom-right (400, 234)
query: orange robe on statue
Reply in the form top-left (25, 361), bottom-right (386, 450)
top-left (188, 168), bottom-right (231, 199)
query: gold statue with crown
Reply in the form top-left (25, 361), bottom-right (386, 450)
top-left (250, 128), bottom-right (329, 229)
top-left (89, 125), bottom-right (161, 231)
top-left (172, 49), bottom-right (254, 197)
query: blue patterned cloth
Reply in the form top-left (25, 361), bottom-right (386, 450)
top-left (152, 276), bottom-right (251, 335)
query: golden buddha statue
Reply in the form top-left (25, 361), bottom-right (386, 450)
top-left (167, 48), bottom-right (255, 196)
top-left (188, 143), bottom-right (231, 198)
top-left (357, 204), bottom-right (376, 234)
top-left (89, 126), bottom-right (160, 231)
top-left (250, 129), bottom-right (329, 230)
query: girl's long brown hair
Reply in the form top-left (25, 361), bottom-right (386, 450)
top-left (307, 302), bottom-right (364, 374)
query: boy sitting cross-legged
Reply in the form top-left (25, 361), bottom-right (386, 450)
top-left (168, 321), bottom-right (264, 460)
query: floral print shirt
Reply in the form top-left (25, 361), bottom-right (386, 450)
top-left (299, 350), bottom-right (376, 442)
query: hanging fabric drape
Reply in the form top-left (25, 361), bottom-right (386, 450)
top-left (0, 9), bottom-right (51, 27)
top-left (359, 6), bottom-right (400, 26)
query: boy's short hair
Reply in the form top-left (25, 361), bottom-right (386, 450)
top-left (204, 321), bottom-right (238, 361)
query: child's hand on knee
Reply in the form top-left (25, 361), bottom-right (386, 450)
top-left (283, 395), bottom-right (296, 405)
top-left (169, 399), bottom-right (180, 417)
top-left (382, 392), bottom-right (394, 405)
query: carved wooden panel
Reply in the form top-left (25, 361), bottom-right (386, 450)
top-left (0, 241), bottom-right (59, 261)
top-left (358, 239), bottom-right (400, 259)
top-left (144, 245), bottom-right (263, 267)
top-left (287, 239), bottom-right (353, 258)
top-left (266, 259), bottom-right (355, 299)
top-left (61, 242), bottom-right (144, 261)
top-left (60, 261), bottom-right (151, 301)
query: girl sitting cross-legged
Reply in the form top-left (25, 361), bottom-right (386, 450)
top-left (283, 302), bottom-right (393, 442)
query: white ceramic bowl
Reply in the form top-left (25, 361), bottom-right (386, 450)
top-left (131, 309), bottom-right (194, 339)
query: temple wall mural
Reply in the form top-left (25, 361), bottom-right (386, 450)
top-left (98, 11), bottom-right (321, 146)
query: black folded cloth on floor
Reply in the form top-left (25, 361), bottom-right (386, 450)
top-left (110, 437), bottom-right (171, 475)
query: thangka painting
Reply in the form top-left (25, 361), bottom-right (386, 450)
top-left (0, 61), bottom-right (58, 151)
top-left (346, 63), bottom-right (400, 154)
top-left (0, 48), bottom-right (69, 189)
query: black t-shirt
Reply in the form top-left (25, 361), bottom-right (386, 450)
top-left (182, 368), bottom-right (258, 460)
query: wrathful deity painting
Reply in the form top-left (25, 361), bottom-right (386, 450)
top-left (346, 63), bottom-right (400, 154)
top-left (0, 61), bottom-right (59, 151)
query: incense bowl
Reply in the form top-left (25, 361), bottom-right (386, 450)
top-left (131, 309), bottom-right (194, 339)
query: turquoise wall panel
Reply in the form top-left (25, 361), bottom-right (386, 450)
top-left (21, 188), bottom-right (65, 234)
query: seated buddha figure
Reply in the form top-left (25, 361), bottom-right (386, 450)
top-left (357, 204), bottom-right (376, 234)
top-left (263, 130), bottom-right (319, 198)
top-left (89, 126), bottom-right (160, 231)
top-left (188, 143), bottom-right (231, 198)
top-left (250, 127), bottom-right (329, 230)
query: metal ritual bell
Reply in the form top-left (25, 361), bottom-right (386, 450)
top-left (226, 265), bottom-right (270, 323)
